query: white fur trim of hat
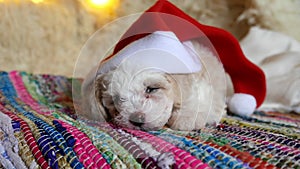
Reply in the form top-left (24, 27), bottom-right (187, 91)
top-left (228, 93), bottom-right (257, 116)
top-left (98, 31), bottom-right (202, 74)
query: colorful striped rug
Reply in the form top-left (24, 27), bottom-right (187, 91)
top-left (0, 71), bottom-right (299, 169)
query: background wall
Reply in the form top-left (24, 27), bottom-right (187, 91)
top-left (0, 0), bottom-right (300, 77)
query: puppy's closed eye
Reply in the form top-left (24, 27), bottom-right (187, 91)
top-left (145, 86), bottom-right (160, 94)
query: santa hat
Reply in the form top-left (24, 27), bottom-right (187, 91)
top-left (99, 0), bottom-right (266, 116)
top-left (99, 31), bottom-right (202, 74)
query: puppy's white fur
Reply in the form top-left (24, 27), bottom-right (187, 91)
top-left (81, 41), bottom-right (226, 131)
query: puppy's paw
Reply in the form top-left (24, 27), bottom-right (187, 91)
top-left (168, 117), bottom-right (197, 131)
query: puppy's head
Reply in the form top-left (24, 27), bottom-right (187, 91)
top-left (95, 63), bottom-right (179, 131)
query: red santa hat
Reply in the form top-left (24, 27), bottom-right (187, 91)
top-left (99, 0), bottom-right (266, 116)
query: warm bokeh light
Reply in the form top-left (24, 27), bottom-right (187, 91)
top-left (87, 0), bottom-right (114, 9)
top-left (31, 0), bottom-right (44, 4)
top-left (81, 0), bottom-right (120, 23)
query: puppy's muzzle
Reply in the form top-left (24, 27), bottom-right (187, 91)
top-left (129, 112), bottom-right (145, 127)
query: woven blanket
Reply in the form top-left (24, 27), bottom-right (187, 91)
top-left (0, 71), bottom-right (299, 169)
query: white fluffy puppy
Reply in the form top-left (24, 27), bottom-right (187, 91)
top-left (80, 39), bottom-right (226, 131)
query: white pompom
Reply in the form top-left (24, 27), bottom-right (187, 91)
top-left (228, 93), bottom-right (257, 116)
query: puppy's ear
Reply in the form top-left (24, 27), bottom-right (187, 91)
top-left (94, 73), bottom-right (113, 121)
top-left (164, 74), bottom-right (181, 110)
top-left (80, 71), bottom-right (110, 122)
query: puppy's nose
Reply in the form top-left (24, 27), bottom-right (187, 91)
top-left (129, 112), bottom-right (145, 127)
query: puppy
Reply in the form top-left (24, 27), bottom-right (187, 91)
top-left (80, 41), bottom-right (226, 131)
